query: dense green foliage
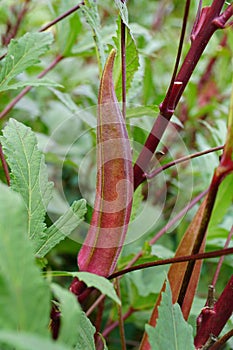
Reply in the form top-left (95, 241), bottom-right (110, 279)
top-left (0, 1), bottom-right (232, 349)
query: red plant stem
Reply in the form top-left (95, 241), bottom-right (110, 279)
top-left (133, 1), bottom-right (232, 189)
top-left (108, 246), bottom-right (233, 280)
top-left (86, 294), bottom-right (105, 317)
top-left (164, 0), bottom-right (191, 103)
top-left (209, 329), bottom-right (233, 350)
top-left (0, 1), bottom-right (84, 61)
top-left (0, 2), bottom-right (84, 117)
top-left (125, 188), bottom-right (209, 269)
top-left (121, 19), bottom-right (126, 119)
top-left (145, 145), bottom-right (223, 179)
top-left (0, 54), bottom-right (64, 120)
top-left (177, 171), bottom-right (223, 307)
top-left (39, 1), bottom-right (84, 32)
top-left (3, 0), bottom-right (31, 46)
top-left (0, 145), bottom-right (10, 186)
top-left (211, 225), bottom-right (233, 287)
top-left (85, 189), bottom-right (208, 318)
top-left (194, 275), bottom-right (233, 348)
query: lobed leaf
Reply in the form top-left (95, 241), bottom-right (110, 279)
top-left (0, 183), bottom-right (50, 335)
top-left (35, 199), bottom-right (87, 258)
top-left (146, 281), bottom-right (195, 350)
top-left (0, 32), bottom-right (53, 91)
top-left (1, 118), bottom-right (53, 246)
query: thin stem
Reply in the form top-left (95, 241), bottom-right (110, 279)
top-left (39, 1), bottom-right (85, 32)
top-left (134, 0), bottom-right (230, 189)
top-left (177, 173), bottom-right (221, 307)
top-left (85, 189), bottom-right (208, 318)
top-left (121, 19), bottom-right (126, 119)
top-left (0, 145), bottom-right (10, 186)
top-left (115, 278), bottom-right (126, 350)
top-left (86, 294), bottom-right (105, 317)
top-left (211, 225), bottom-right (233, 287)
top-left (125, 188), bottom-right (208, 270)
top-left (2, 0), bottom-right (30, 46)
top-left (145, 145), bottom-right (223, 179)
top-left (0, 1), bottom-right (84, 61)
top-left (162, 0), bottom-right (191, 109)
top-left (0, 54), bottom-right (64, 120)
top-left (109, 247), bottom-right (233, 280)
top-left (209, 329), bottom-right (233, 350)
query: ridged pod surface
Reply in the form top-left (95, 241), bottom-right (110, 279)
top-left (77, 49), bottom-right (133, 277)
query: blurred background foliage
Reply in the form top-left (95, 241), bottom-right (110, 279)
top-left (0, 1), bottom-right (232, 348)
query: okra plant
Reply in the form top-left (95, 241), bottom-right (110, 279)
top-left (0, 1), bottom-right (233, 349)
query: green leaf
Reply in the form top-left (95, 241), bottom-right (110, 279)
top-left (208, 173), bottom-right (233, 230)
top-left (0, 78), bottom-right (62, 92)
top-left (75, 272), bottom-right (120, 305)
top-left (0, 331), bottom-right (71, 350)
top-left (81, 0), bottom-right (107, 72)
top-left (0, 32), bottom-right (53, 90)
top-left (114, 0), bottom-right (129, 26)
top-left (51, 284), bottom-right (81, 347)
top-left (126, 105), bottom-right (159, 119)
top-left (225, 77), bottom-right (233, 155)
top-left (75, 312), bottom-right (96, 350)
top-left (35, 199), bottom-right (87, 258)
top-left (56, 0), bottom-right (82, 56)
top-left (1, 118), bottom-right (53, 246)
top-left (146, 281), bottom-right (195, 350)
top-left (113, 16), bottom-right (139, 101)
top-left (0, 183), bottom-right (50, 334)
top-left (48, 271), bottom-right (120, 305)
top-left (50, 88), bottom-right (96, 127)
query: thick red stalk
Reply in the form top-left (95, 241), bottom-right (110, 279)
top-left (134, 1), bottom-right (232, 189)
top-left (194, 275), bottom-right (233, 348)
